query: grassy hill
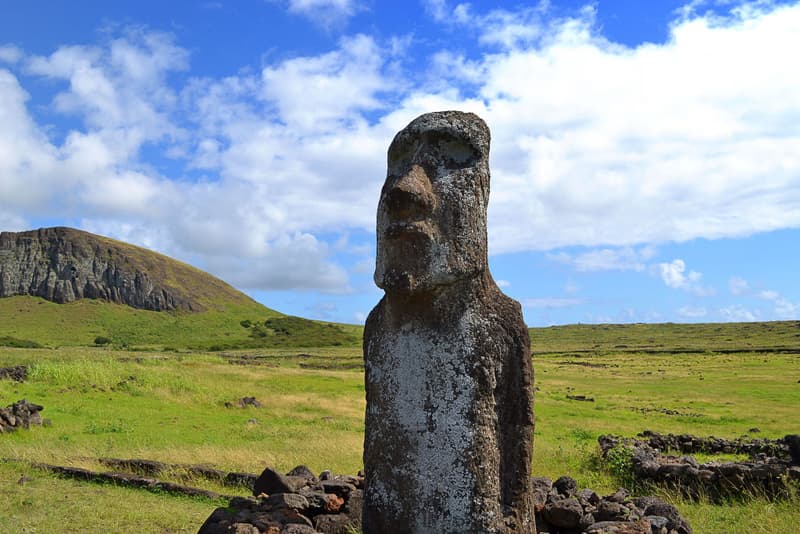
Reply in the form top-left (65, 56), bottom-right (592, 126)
top-left (530, 320), bottom-right (800, 353)
top-left (0, 228), bottom-right (359, 350)
top-left (0, 295), bottom-right (359, 350)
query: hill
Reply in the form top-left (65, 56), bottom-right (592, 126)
top-left (0, 227), bottom-right (358, 350)
top-left (0, 227), bottom-right (256, 312)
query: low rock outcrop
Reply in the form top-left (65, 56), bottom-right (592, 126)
top-left (599, 432), bottom-right (800, 501)
top-left (0, 399), bottom-right (45, 432)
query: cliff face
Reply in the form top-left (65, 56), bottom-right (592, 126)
top-left (0, 227), bottom-right (197, 312)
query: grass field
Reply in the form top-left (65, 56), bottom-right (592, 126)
top-left (0, 296), bottom-right (359, 351)
top-left (1, 320), bottom-right (799, 532)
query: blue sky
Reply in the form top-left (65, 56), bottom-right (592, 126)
top-left (1, 0), bottom-right (799, 326)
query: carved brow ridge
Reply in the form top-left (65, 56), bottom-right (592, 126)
top-left (391, 128), bottom-right (484, 159)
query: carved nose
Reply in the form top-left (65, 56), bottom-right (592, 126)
top-left (385, 165), bottom-right (435, 219)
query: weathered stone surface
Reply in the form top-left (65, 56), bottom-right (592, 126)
top-left (0, 399), bottom-right (44, 433)
top-left (363, 110), bottom-right (535, 532)
top-left (267, 493), bottom-right (310, 512)
top-left (553, 476), bottom-right (579, 497)
top-left (543, 497), bottom-right (584, 529)
top-left (313, 513), bottom-right (357, 534)
top-left (254, 467), bottom-right (294, 496)
top-left (280, 525), bottom-right (317, 534)
top-left (584, 519), bottom-right (651, 534)
top-left (0, 365), bottom-right (27, 382)
top-left (319, 480), bottom-right (355, 499)
top-left (643, 503), bottom-right (692, 534)
top-left (531, 476), bottom-right (553, 513)
top-left (786, 434), bottom-right (800, 464)
top-left (287, 465), bottom-right (318, 481)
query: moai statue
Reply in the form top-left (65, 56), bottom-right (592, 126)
top-left (363, 111), bottom-right (535, 533)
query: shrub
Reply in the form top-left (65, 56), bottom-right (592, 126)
top-left (94, 336), bottom-right (112, 346)
top-left (605, 444), bottom-right (636, 488)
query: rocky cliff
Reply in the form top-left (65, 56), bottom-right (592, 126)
top-left (0, 227), bottom-right (243, 312)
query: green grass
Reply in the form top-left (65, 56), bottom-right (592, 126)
top-left (0, 335), bottom-right (42, 348)
top-left (0, 320), bottom-right (798, 532)
top-left (0, 296), bottom-right (358, 350)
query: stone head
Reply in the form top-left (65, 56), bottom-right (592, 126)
top-left (375, 111), bottom-right (491, 294)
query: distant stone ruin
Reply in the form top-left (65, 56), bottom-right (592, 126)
top-left (599, 431), bottom-right (800, 501)
top-left (362, 111), bottom-right (535, 532)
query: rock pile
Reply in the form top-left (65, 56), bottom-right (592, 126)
top-left (199, 467), bottom-right (694, 534)
top-left (199, 466), bottom-right (362, 534)
top-left (532, 476), bottom-right (693, 534)
top-left (0, 399), bottom-right (45, 432)
top-left (599, 432), bottom-right (800, 500)
top-left (0, 365), bottom-right (27, 382)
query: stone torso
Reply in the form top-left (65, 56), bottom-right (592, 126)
top-left (363, 280), bottom-right (534, 533)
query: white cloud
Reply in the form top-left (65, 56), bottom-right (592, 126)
top-left (202, 233), bottom-right (350, 292)
top-left (5, 3), bottom-right (800, 296)
top-left (657, 259), bottom-right (714, 296)
top-left (719, 305), bottom-right (759, 322)
top-left (424, 0), bottom-right (551, 49)
top-left (523, 297), bottom-right (584, 308)
top-left (753, 289), bottom-right (798, 319)
top-left (280, 0), bottom-right (362, 28)
top-left (678, 305), bottom-right (707, 318)
top-left (0, 45), bottom-right (23, 64)
top-left (659, 259), bottom-right (694, 288)
top-left (472, 2), bottom-right (800, 252)
top-left (549, 245), bottom-right (657, 272)
top-left (260, 34), bottom-right (389, 132)
top-left (496, 279), bottom-right (511, 288)
top-left (729, 276), bottom-right (749, 295)
top-left (774, 297), bottom-right (798, 319)
top-left (757, 289), bottom-right (780, 300)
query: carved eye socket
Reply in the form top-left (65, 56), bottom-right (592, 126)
top-left (436, 137), bottom-right (479, 170)
top-left (388, 137), bottom-right (418, 172)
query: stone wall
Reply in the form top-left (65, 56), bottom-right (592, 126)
top-left (599, 432), bottom-right (800, 501)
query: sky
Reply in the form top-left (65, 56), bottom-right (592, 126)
top-left (1, 0), bottom-right (799, 326)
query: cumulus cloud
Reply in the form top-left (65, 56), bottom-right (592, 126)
top-left (657, 259), bottom-right (714, 296)
top-left (678, 305), bottom-right (707, 318)
top-left (0, 45), bottom-right (23, 64)
top-left (4, 2), bottom-right (800, 297)
top-left (279, 0), bottom-right (363, 28)
top-left (549, 246), bottom-right (657, 272)
top-left (719, 305), bottom-right (759, 322)
top-left (755, 288), bottom-right (798, 319)
top-left (202, 233), bottom-right (350, 292)
top-left (729, 276), bottom-right (749, 295)
top-left (260, 34), bottom-right (390, 132)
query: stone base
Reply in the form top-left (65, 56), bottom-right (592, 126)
top-left (198, 466), bottom-right (693, 534)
